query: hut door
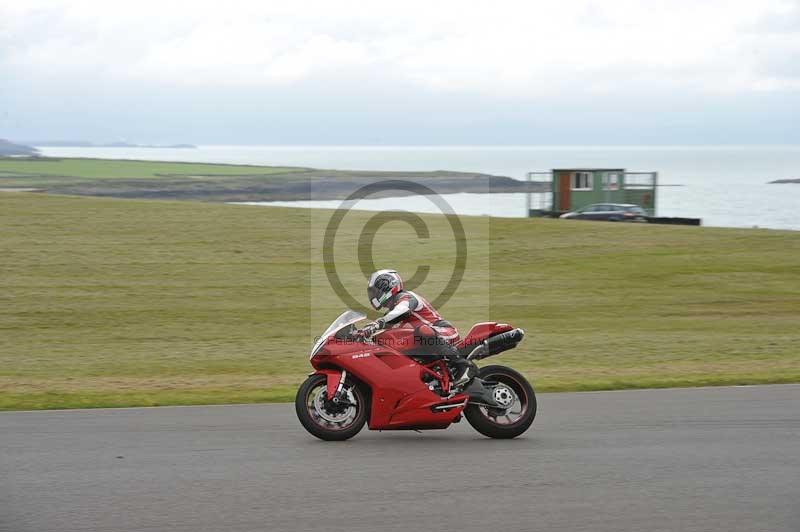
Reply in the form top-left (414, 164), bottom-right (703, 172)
top-left (558, 172), bottom-right (571, 211)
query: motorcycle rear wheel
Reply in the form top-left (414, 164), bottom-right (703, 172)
top-left (464, 365), bottom-right (537, 439)
top-left (295, 374), bottom-right (367, 441)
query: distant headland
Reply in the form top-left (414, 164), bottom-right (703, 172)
top-left (0, 156), bottom-right (547, 202)
top-left (0, 139), bottom-right (39, 156)
top-left (19, 140), bottom-right (196, 149)
top-left (768, 178), bottom-right (800, 184)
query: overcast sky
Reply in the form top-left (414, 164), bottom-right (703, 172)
top-left (2, 0), bottom-right (799, 145)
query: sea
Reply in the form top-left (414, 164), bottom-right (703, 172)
top-left (39, 145), bottom-right (800, 231)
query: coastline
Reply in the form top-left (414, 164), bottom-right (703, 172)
top-left (0, 156), bottom-right (548, 202)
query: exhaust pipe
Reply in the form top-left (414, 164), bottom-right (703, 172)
top-left (466, 328), bottom-right (525, 361)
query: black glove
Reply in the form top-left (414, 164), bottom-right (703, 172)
top-left (362, 319), bottom-right (386, 337)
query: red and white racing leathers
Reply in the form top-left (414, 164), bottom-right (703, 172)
top-left (381, 291), bottom-right (459, 355)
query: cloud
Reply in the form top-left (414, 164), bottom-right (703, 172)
top-left (2, 0), bottom-right (799, 143)
top-left (2, 0), bottom-right (799, 95)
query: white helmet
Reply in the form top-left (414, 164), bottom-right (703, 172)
top-left (367, 269), bottom-right (404, 310)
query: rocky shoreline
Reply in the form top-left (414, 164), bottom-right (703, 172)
top-left (46, 170), bottom-right (549, 202)
top-left (0, 157), bottom-right (549, 202)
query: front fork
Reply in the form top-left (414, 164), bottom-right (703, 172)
top-left (313, 369), bottom-right (348, 403)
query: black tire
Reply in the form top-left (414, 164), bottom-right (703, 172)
top-left (465, 365), bottom-right (537, 439)
top-left (295, 374), bottom-right (368, 441)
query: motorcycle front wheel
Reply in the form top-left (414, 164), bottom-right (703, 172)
top-left (295, 374), bottom-right (367, 441)
top-left (464, 365), bottom-right (537, 439)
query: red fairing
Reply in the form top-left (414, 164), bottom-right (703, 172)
top-left (372, 328), bottom-right (415, 351)
top-left (312, 341), bottom-right (466, 430)
top-left (456, 322), bottom-right (514, 350)
top-left (310, 320), bottom-right (515, 431)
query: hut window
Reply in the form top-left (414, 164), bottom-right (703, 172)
top-left (571, 172), bottom-right (592, 191)
top-left (603, 173), bottom-right (620, 191)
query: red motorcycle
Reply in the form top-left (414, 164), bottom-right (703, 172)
top-left (296, 310), bottom-right (536, 440)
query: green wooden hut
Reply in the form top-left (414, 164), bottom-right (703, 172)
top-left (527, 168), bottom-right (657, 216)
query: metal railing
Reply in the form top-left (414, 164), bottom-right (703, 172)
top-left (624, 172), bottom-right (657, 189)
top-left (526, 172), bottom-right (553, 213)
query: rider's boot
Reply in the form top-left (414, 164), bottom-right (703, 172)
top-left (450, 356), bottom-right (478, 387)
top-left (421, 330), bottom-right (477, 388)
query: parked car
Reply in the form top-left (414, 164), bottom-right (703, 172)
top-left (560, 203), bottom-right (648, 222)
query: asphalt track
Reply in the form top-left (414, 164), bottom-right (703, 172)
top-left (2, 385), bottom-right (798, 532)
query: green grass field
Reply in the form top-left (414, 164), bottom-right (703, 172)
top-left (1, 192), bottom-right (799, 410)
top-left (0, 157), bottom-right (305, 180)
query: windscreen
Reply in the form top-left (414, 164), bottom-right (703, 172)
top-left (319, 310), bottom-right (365, 339)
top-left (310, 310), bottom-right (366, 358)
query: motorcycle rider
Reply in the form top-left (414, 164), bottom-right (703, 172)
top-left (363, 269), bottom-right (477, 386)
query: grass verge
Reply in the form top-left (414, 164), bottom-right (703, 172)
top-left (1, 192), bottom-right (798, 410)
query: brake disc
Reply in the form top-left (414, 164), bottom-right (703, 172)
top-left (313, 388), bottom-right (356, 423)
